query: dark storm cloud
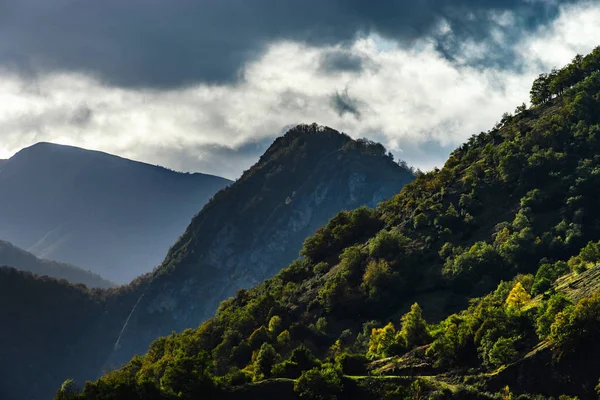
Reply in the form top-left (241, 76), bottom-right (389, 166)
top-left (319, 50), bottom-right (366, 74)
top-left (0, 0), bottom-right (578, 88)
top-left (70, 104), bottom-right (93, 126)
top-left (331, 90), bottom-right (363, 119)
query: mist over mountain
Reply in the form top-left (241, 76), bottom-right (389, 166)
top-left (0, 240), bottom-right (116, 288)
top-left (0, 143), bottom-right (231, 283)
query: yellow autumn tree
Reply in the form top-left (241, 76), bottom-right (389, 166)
top-left (505, 282), bottom-right (531, 309)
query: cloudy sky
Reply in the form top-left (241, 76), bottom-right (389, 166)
top-left (1, 0), bottom-right (599, 179)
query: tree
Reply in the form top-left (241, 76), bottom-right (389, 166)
top-left (294, 365), bottom-right (343, 400)
top-left (550, 293), bottom-right (600, 359)
top-left (399, 303), bottom-right (431, 348)
top-left (367, 322), bottom-right (398, 359)
top-left (530, 73), bottom-right (551, 105)
top-left (254, 343), bottom-right (280, 379)
top-left (536, 292), bottom-right (571, 339)
top-left (532, 261), bottom-right (569, 295)
top-left (268, 315), bottom-right (282, 334)
top-left (505, 282), bottom-right (530, 310)
top-left (160, 354), bottom-right (216, 398)
top-left (290, 345), bottom-right (320, 371)
top-left (54, 379), bottom-right (78, 400)
top-left (487, 337), bottom-right (518, 367)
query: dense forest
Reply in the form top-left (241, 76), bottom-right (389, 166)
top-left (52, 47), bottom-right (600, 399)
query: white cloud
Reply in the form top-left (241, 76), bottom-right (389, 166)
top-left (1, 2), bottom-right (599, 179)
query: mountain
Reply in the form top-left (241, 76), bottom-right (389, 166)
top-left (106, 124), bottom-right (415, 368)
top-left (0, 127), bottom-right (413, 400)
top-left (0, 143), bottom-right (231, 283)
top-left (59, 49), bottom-right (600, 399)
top-left (0, 240), bottom-right (116, 288)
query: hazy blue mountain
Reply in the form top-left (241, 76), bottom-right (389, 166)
top-left (0, 143), bottom-right (231, 283)
top-left (0, 240), bottom-right (116, 288)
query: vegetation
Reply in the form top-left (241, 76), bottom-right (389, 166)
top-left (51, 46), bottom-right (600, 399)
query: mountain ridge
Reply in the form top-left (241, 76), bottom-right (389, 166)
top-left (0, 142), bottom-right (231, 282)
top-left (107, 123), bottom-right (415, 369)
top-left (0, 239), bottom-right (116, 289)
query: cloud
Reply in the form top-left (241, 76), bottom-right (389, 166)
top-left (0, 2), bottom-right (599, 179)
top-left (0, 0), bottom-right (582, 88)
top-left (331, 89), bottom-right (363, 119)
top-left (319, 50), bottom-right (367, 74)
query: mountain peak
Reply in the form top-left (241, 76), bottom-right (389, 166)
top-left (107, 125), bottom-right (415, 367)
top-left (14, 141), bottom-right (96, 157)
top-left (255, 124), bottom-right (397, 177)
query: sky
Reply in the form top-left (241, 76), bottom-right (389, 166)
top-left (1, 0), bottom-right (599, 179)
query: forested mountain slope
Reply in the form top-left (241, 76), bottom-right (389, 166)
top-left (56, 48), bottom-right (600, 399)
top-left (0, 143), bottom-right (231, 283)
top-left (2, 127), bottom-right (412, 400)
top-left (107, 124), bottom-right (415, 369)
top-left (0, 240), bottom-right (116, 288)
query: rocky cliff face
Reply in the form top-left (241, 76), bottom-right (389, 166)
top-left (107, 124), bottom-right (415, 367)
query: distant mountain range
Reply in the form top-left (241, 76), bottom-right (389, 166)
top-left (0, 240), bottom-right (116, 289)
top-left (0, 143), bottom-right (231, 283)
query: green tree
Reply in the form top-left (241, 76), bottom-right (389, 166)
top-left (536, 292), bottom-right (571, 339)
top-left (254, 343), bottom-right (280, 380)
top-left (268, 315), bottom-right (282, 334)
top-left (550, 293), bottom-right (600, 359)
top-left (399, 303), bottom-right (431, 348)
top-left (530, 73), bottom-right (551, 105)
top-left (294, 365), bottom-right (343, 400)
top-left (367, 322), bottom-right (398, 359)
top-left (487, 337), bottom-right (518, 367)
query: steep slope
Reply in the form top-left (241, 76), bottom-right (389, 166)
top-left (0, 240), bottom-right (116, 288)
top-left (63, 49), bottom-right (600, 399)
top-left (108, 124), bottom-right (415, 368)
top-left (0, 143), bottom-right (231, 283)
